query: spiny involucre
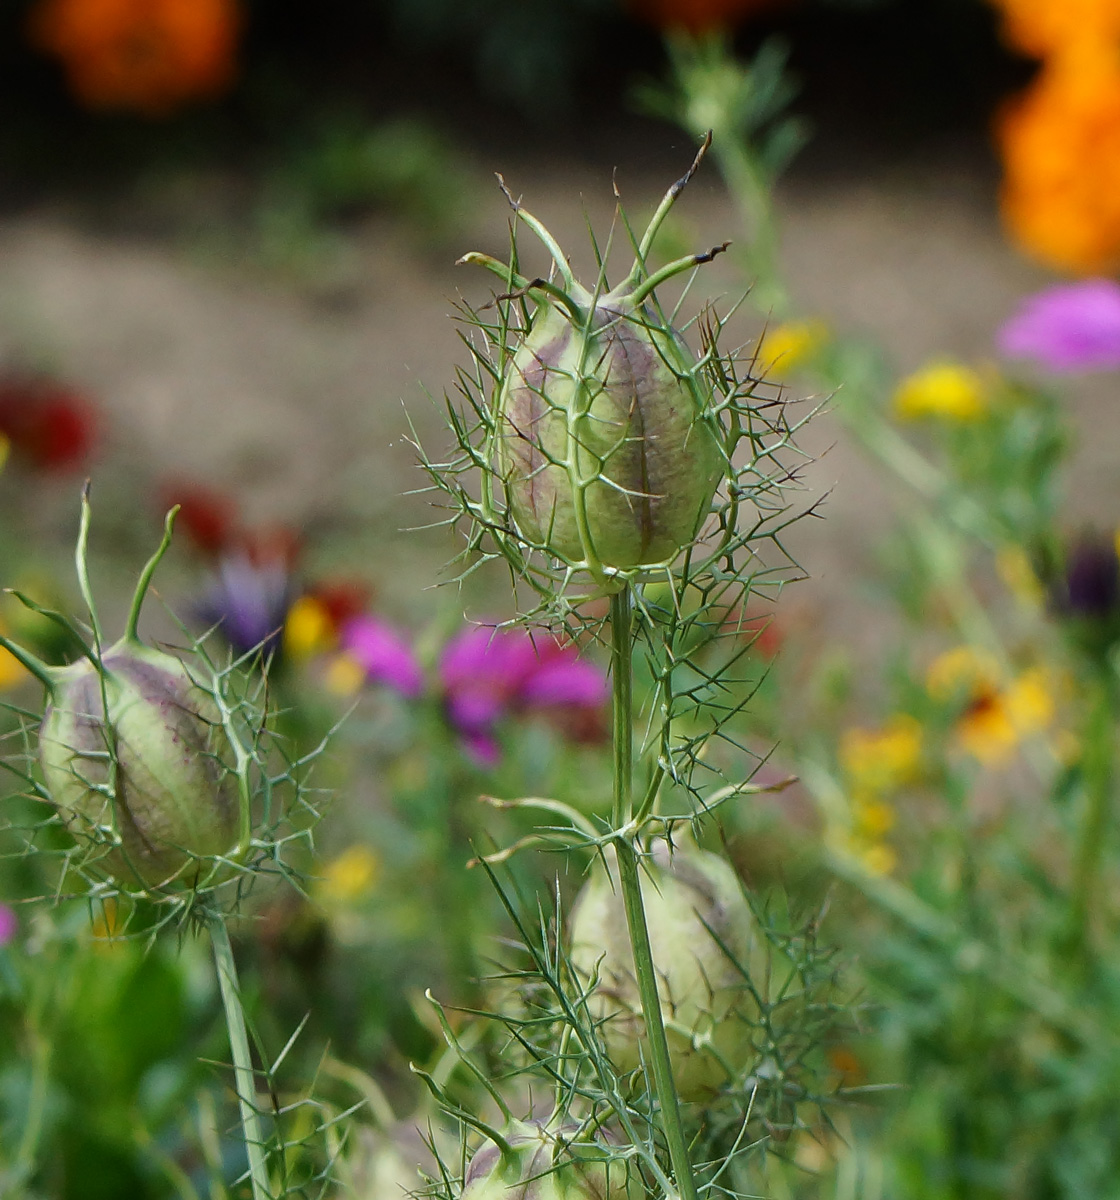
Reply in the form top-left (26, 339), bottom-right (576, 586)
top-left (460, 136), bottom-right (729, 587)
top-left (3, 502), bottom-right (241, 892)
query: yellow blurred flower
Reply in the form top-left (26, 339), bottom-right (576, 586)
top-left (90, 896), bottom-right (125, 943)
top-left (926, 645), bottom-right (1001, 700)
top-left (323, 652), bottom-right (367, 697)
top-left (853, 795), bottom-right (896, 838)
top-left (927, 647), bottom-right (1054, 764)
top-left (997, 50), bottom-right (1120, 274)
top-left (1054, 727), bottom-right (1081, 765)
top-left (317, 845), bottom-right (380, 905)
top-left (893, 361), bottom-right (987, 422)
top-left (860, 842), bottom-right (898, 876)
top-left (283, 595), bottom-right (336, 662)
top-left (759, 320), bottom-right (829, 376)
top-left (0, 616), bottom-right (28, 691)
top-left (825, 824), bottom-right (894, 875)
top-left (996, 545), bottom-right (1045, 608)
top-left (840, 714), bottom-right (922, 793)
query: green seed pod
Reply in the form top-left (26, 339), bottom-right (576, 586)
top-left (39, 639), bottom-right (238, 889)
top-left (460, 140), bottom-right (728, 583)
top-left (568, 838), bottom-right (761, 1101)
top-left (495, 298), bottom-right (722, 573)
top-left (462, 1119), bottom-right (628, 1200)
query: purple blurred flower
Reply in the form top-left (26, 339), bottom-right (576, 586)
top-left (0, 905), bottom-right (17, 946)
top-left (196, 553), bottom-right (292, 659)
top-left (997, 280), bottom-right (1120, 373)
top-left (1058, 536), bottom-right (1120, 620)
top-left (340, 615), bottom-right (424, 698)
top-left (439, 625), bottom-right (608, 765)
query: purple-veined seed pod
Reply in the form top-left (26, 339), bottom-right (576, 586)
top-left (495, 299), bottom-right (722, 575)
top-left (462, 1119), bottom-right (630, 1200)
top-left (568, 838), bottom-right (765, 1102)
top-left (462, 139), bottom-right (727, 583)
top-left (39, 638), bottom-right (238, 889)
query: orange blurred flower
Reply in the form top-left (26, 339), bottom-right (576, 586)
top-left (29, 0), bottom-right (240, 116)
top-left (629, 0), bottom-right (790, 35)
top-left (997, 48), bottom-right (1120, 273)
top-left (989, 0), bottom-right (1120, 60)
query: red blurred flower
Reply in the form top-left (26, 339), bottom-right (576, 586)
top-left (157, 478), bottom-right (303, 570)
top-left (28, 0), bottom-right (241, 116)
top-left (306, 579), bottom-right (372, 631)
top-left (159, 479), bottom-right (238, 558)
top-left (629, 0), bottom-right (790, 35)
top-left (722, 607), bottom-right (784, 658)
top-left (0, 376), bottom-right (97, 470)
top-left (238, 524), bottom-right (302, 571)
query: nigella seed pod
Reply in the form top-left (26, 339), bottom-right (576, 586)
top-left (496, 300), bottom-right (722, 572)
top-left (568, 838), bottom-right (765, 1101)
top-left (461, 138), bottom-right (727, 582)
top-left (0, 498), bottom-right (244, 892)
top-left (462, 1119), bottom-right (628, 1200)
top-left (40, 639), bottom-right (237, 888)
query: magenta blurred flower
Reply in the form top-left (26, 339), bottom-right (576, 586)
top-left (439, 625), bottom-right (608, 765)
top-left (340, 615), bottom-right (424, 698)
top-left (997, 279), bottom-right (1120, 373)
top-left (0, 905), bottom-right (17, 946)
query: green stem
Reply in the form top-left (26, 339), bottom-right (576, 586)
top-left (12, 1022), bottom-right (50, 1188)
top-left (209, 918), bottom-right (270, 1200)
top-left (610, 591), bottom-right (634, 829)
top-left (710, 134), bottom-right (787, 318)
top-left (1064, 671), bottom-right (1115, 963)
top-left (439, 766), bottom-right (483, 1007)
top-left (608, 590), bottom-right (699, 1200)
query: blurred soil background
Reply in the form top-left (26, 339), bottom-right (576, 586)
top-left (0, 0), bottom-right (1096, 647)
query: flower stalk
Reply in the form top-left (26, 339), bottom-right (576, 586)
top-left (210, 916), bottom-right (270, 1200)
top-left (608, 588), bottom-right (700, 1200)
top-left (1063, 668), bottom-right (1116, 965)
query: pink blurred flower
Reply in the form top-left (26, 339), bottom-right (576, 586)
top-left (0, 905), bottom-right (17, 946)
top-left (339, 615), bottom-right (424, 698)
top-left (997, 279), bottom-right (1120, 372)
top-left (439, 625), bottom-right (608, 765)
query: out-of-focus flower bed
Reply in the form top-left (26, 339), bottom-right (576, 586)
top-left (6, 3), bottom-right (1120, 1199)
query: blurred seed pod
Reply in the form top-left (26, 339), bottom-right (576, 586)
top-left (462, 1118), bottom-right (631, 1200)
top-left (568, 838), bottom-right (771, 1101)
